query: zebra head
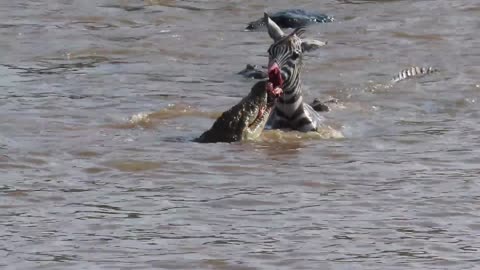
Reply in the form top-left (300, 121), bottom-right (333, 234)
top-left (264, 12), bottom-right (326, 91)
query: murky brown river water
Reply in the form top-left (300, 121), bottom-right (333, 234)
top-left (1, 0), bottom-right (479, 269)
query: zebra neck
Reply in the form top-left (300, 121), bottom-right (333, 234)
top-left (283, 75), bottom-right (303, 96)
top-left (277, 75), bottom-right (305, 115)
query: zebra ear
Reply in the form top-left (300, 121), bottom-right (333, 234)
top-left (301, 39), bottom-right (327, 52)
top-left (264, 12), bottom-right (284, 42)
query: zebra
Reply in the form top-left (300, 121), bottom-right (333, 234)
top-left (264, 12), bottom-right (327, 132)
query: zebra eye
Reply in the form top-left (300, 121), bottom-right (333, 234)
top-left (291, 51), bottom-right (300, 60)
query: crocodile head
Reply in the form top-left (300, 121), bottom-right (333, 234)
top-left (237, 64), bottom-right (268, 79)
top-left (246, 9), bottom-right (334, 31)
top-left (195, 80), bottom-right (282, 143)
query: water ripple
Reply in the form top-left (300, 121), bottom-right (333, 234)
top-left (1, 0), bottom-right (479, 269)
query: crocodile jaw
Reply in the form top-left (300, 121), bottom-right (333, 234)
top-left (242, 82), bottom-right (282, 141)
top-left (195, 81), bottom-right (282, 143)
top-left (242, 103), bottom-right (274, 141)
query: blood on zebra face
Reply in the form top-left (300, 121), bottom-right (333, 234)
top-left (267, 62), bottom-right (284, 91)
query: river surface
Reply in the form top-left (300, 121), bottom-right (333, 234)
top-left (1, 0), bottom-right (479, 269)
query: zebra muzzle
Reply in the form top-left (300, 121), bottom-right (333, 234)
top-left (268, 62), bottom-right (284, 90)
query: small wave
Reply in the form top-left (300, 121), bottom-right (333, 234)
top-left (261, 126), bottom-right (344, 143)
top-left (128, 112), bottom-right (152, 126)
top-left (113, 104), bottom-right (344, 143)
top-left (108, 104), bottom-right (220, 129)
top-left (103, 160), bottom-right (163, 172)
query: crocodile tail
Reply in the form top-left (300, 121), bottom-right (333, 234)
top-left (391, 66), bottom-right (438, 83)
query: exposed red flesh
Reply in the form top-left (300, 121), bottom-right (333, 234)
top-left (248, 82), bottom-right (283, 128)
top-left (266, 82), bottom-right (283, 98)
top-left (268, 62), bottom-right (284, 89)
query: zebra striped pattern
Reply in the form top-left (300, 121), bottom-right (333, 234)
top-left (267, 28), bottom-right (323, 132)
top-left (391, 66), bottom-right (438, 83)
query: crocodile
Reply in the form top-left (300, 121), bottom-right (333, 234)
top-left (195, 80), bottom-right (283, 143)
top-left (246, 9), bottom-right (334, 30)
top-left (237, 64), bottom-right (268, 79)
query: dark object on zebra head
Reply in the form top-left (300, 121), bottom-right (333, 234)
top-left (246, 9), bottom-right (334, 30)
top-left (237, 64), bottom-right (268, 79)
top-left (194, 80), bottom-right (283, 143)
top-left (240, 12), bottom-right (327, 81)
top-left (265, 12), bottom-right (327, 55)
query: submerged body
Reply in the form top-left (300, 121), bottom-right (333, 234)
top-left (237, 64), bottom-right (267, 79)
top-left (391, 66), bottom-right (438, 83)
top-left (246, 9), bottom-right (334, 30)
top-left (195, 80), bottom-right (282, 143)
